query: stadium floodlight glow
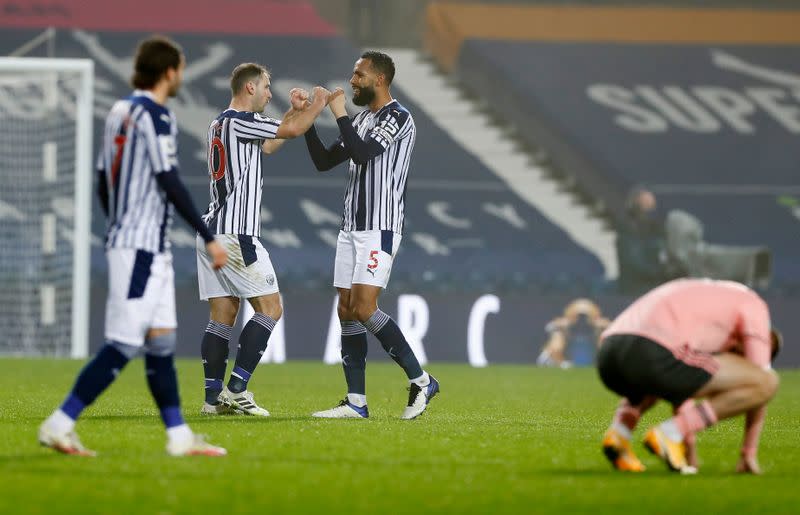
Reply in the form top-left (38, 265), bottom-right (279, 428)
top-left (0, 57), bottom-right (94, 358)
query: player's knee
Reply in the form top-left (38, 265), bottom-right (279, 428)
top-left (269, 302), bottom-right (283, 322)
top-left (337, 303), bottom-right (353, 321)
top-left (108, 340), bottom-right (141, 360)
top-left (352, 304), bottom-right (376, 323)
top-left (144, 331), bottom-right (177, 357)
top-left (210, 300), bottom-right (239, 326)
top-left (757, 369), bottom-right (779, 403)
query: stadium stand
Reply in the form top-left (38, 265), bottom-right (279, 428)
top-left (425, 3), bottom-right (800, 288)
top-left (0, 0), bottom-right (605, 296)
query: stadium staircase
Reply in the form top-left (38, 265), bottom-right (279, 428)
top-left (384, 48), bottom-right (618, 279)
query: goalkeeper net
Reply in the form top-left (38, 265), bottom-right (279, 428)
top-left (0, 58), bottom-right (93, 358)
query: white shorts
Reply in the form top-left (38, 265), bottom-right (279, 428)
top-left (104, 248), bottom-right (176, 346)
top-left (333, 230), bottom-right (402, 289)
top-left (197, 233), bottom-right (279, 300)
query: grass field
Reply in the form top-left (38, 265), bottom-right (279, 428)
top-left (0, 359), bottom-right (798, 514)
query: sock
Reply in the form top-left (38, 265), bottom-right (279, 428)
top-left (674, 400), bottom-right (718, 438)
top-left (58, 342), bottom-right (132, 421)
top-left (166, 424), bottom-right (193, 447)
top-left (228, 313), bottom-right (276, 393)
top-left (347, 393), bottom-right (367, 407)
top-left (144, 353), bottom-right (184, 429)
top-left (611, 421), bottom-right (633, 440)
top-left (363, 310), bottom-right (423, 380)
top-left (658, 419), bottom-right (684, 442)
top-left (341, 320), bottom-right (368, 396)
top-left (613, 399), bottom-right (642, 432)
top-left (43, 409), bottom-right (76, 434)
top-left (411, 371), bottom-right (430, 388)
top-left (201, 321), bottom-right (232, 404)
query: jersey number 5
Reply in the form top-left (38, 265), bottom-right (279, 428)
top-left (368, 250), bottom-right (379, 270)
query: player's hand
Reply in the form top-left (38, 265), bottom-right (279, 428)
top-left (328, 87), bottom-right (346, 108)
top-left (289, 88), bottom-right (311, 111)
top-left (736, 454), bottom-right (762, 475)
top-left (206, 240), bottom-right (228, 270)
top-left (328, 87), bottom-right (345, 106)
top-left (311, 86), bottom-right (331, 106)
top-left (327, 87), bottom-right (347, 117)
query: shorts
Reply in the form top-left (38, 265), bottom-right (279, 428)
top-left (333, 230), bottom-right (401, 289)
top-left (104, 248), bottom-right (176, 346)
top-left (596, 334), bottom-right (717, 406)
top-left (197, 234), bottom-right (279, 300)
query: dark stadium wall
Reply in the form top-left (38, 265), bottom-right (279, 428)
top-left (87, 283), bottom-right (800, 368)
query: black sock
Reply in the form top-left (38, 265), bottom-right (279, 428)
top-left (201, 321), bottom-right (232, 404)
top-left (363, 310), bottom-right (423, 380)
top-left (341, 320), bottom-right (368, 395)
top-left (228, 313), bottom-right (275, 393)
top-left (60, 342), bottom-right (132, 419)
top-left (145, 353), bottom-right (184, 429)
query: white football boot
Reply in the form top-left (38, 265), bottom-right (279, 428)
top-left (167, 433), bottom-right (227, 457)
top-left (200, 402), bottom-right (241, 415)
top-left (311, 398), bottom-right (369, 419)
top-left (218, 387), bottom-right (270, 417)
top-left (401, 375), bottom-right (440, 420)
top-left (38, 424), bottom-right (96, 457)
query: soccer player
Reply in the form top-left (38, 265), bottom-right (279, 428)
top-left (38, 36), bottom-right (228, 456)
top-left (304, 51), bottom-right (439, 420)
top-left (197, 63), bottom-right (331, 416)
top-left (597, 278), bottom-right (781, 473)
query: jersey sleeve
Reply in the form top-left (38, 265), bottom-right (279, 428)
top-left (230, 113), bottom-right (281, 142)
top-left (739, 294), bottom-right (772, 369)
top-left (143, 108), bottom-right (179, 175)
top-left (368, 108), bottom-right (412, 151)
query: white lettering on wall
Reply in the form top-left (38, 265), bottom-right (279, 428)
top-left (467, 294), bottom-right (499, 368)
top-left (397, 294), bottom-right (429, 365)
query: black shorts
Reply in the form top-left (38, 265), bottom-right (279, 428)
top-left (596, 334), bottom-right (716, 406)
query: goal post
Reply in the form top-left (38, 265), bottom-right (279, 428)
top-left (0, 57), bottom-right (94, 358)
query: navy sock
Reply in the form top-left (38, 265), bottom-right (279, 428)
top-left (341, 321), bottom-right (368, 395)
top-left (60, 342), bottom-right (132, 420)
top-left (228, 313), bottom-right (276, 393)
top-left (145, 353), bottom-right (184, 429)
top-left (201, 321), bottom-right (232, 404)
top-left (363, 310), bottom-right (423, 380)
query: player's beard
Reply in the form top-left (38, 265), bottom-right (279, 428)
top-left (352, 85), bottom-right (376, 106)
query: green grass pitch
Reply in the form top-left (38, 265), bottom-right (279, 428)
top-left (0, 359), bottom-right (798, 514)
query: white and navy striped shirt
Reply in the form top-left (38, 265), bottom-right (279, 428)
top-left (340, 100), bottom-right (415, 233)
top-left (202, 110), bottom-right (280, 236)
top-left (99, 90), bottom-right (178, 253)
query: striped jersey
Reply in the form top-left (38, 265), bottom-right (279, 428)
top-left (98, 90), bottom-right (178, 253)
top-left (202, 109), bottom-right (280, 236)
top-left (341, 100), bottom-right (415, 233)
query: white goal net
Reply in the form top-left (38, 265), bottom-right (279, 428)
top-left (0, 58), bottom-right (93, 358)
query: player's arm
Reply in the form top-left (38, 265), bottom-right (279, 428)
top-left (95, 149), bottom-right (109, 216)
top-left (329, 89), bottom-right (410, 165)
top-left (261, 88), bottom-right (312, 155)
top-left (261, 139), bottom-right (286, 155)
top-left (273, 86), bottom-right (330, 139)
top-left (96, 168), bottom-right (109, 217)
top-left (736, 296), bottom-right (776, 473)
top-left (304, 125), bottom-right (350, 171)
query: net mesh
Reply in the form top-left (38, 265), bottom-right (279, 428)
top-left (0, 68), bottom-right (82, 356)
